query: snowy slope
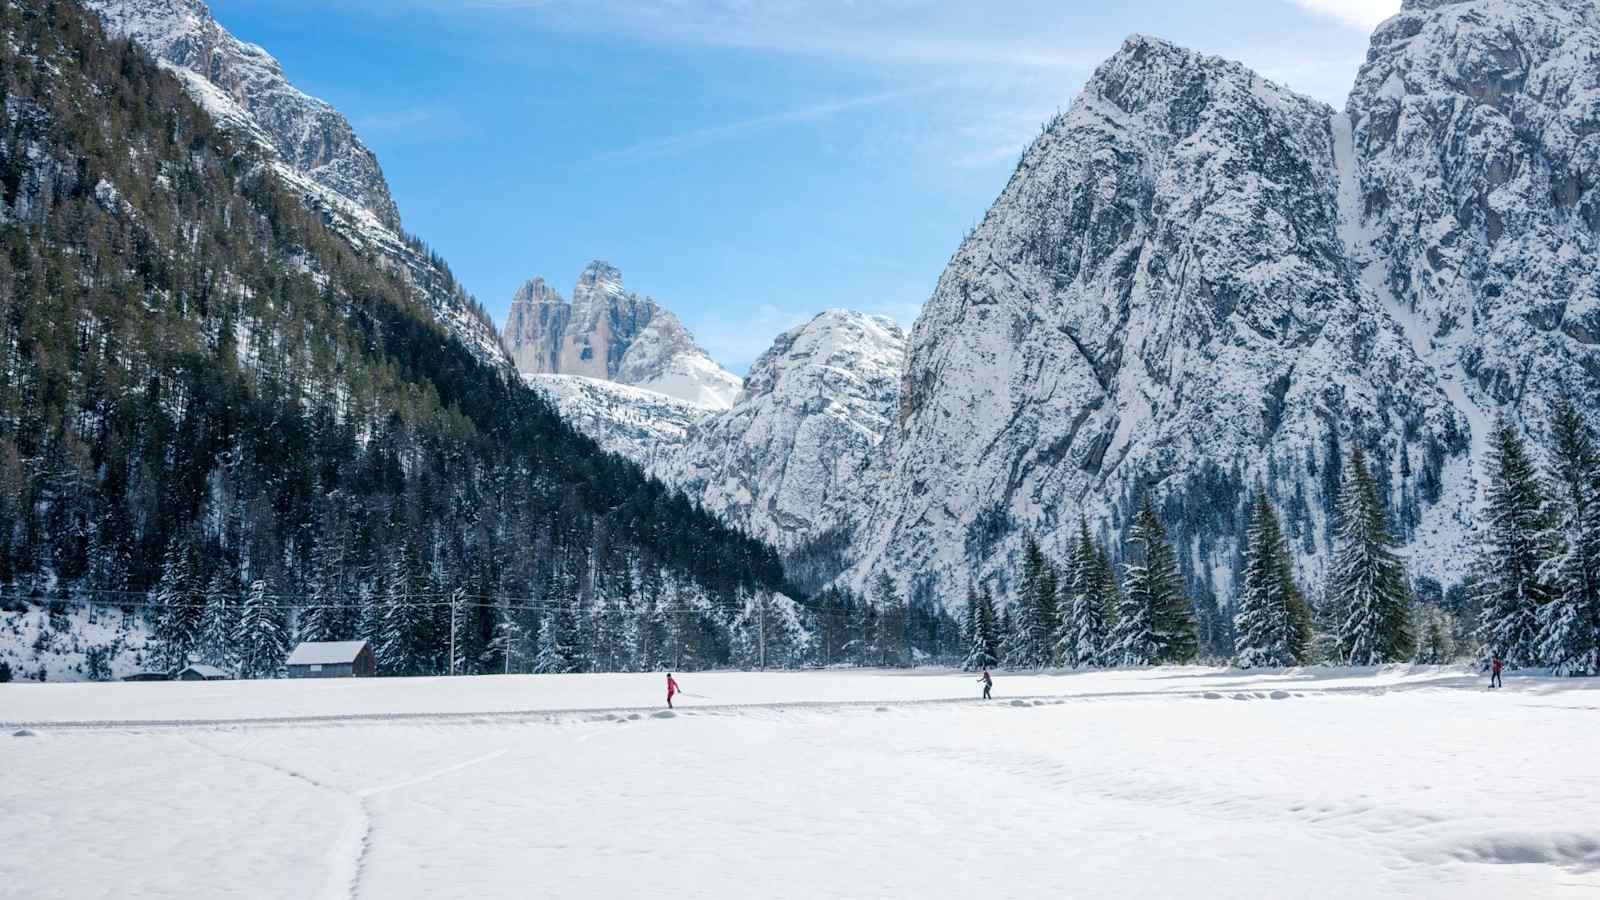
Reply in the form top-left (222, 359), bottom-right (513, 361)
top-left (525, 373), bottom-right (708, 472)
top-left (502, 262), bottom-right (741, 409)
top-left (848, 35), bottom-right (1467, 602)
top-left (663, 310), bottom-right (907, 551)
top-left (85, 0), bottom-right (509, 369)
top-left (5, 668), bottom-right (1598, 898)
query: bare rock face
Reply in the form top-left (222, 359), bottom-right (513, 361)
top-left (501, 262), bottom-right (742, 410)
top-left (1347, 0), bottom-right (1600, 430)
top-left (847, 34), bottom-right (1471, 603)
top-left (665, 310), bottom-right (906, 552)
top-left (86, 0), bottom-right (508, 369)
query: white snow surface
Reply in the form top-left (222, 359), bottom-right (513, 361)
top-left (4, 667), bottom-right (1597, 899)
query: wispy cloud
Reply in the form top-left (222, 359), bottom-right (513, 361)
top-left (1282, 0), bottom-right (1401, 32)
top-left (354, 105), bottom-right (474, 143)
top-left (593, 85), bottom-right (934, 164)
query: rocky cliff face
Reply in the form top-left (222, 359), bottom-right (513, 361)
top-left (664, 310), bottom-right (906, 552)
top-left (848, 33), bottom-right (1484, 603)
top-left (85, 0), bottom-right (508, 368)
top-left (502, 262), bottom-right (742, 409)
top-left (1346, 0), bottom-right (1600, 434)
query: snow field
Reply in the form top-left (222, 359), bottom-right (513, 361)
top-left (3, 667), bottom-right (1598, 899)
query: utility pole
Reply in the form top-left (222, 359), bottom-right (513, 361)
top-left (448, 587), bottom-right (462, 676)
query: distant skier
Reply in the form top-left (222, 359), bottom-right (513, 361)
top-left (1490, 656), bottom-right (1504, 690)
top-left (667, 672), bottom-right (680, 708)
top-left (978, 669), bottom-right (993, 700)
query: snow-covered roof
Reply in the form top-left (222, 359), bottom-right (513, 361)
top-left (287, 640), bottom-right (370, 665)
top-left (178, 664), bottom-right (229, 679)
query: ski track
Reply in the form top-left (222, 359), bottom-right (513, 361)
top-left (181, 738), bottom-right (514, 900)
top-left (5, 674), bottom-right (1494, 734)
top-left (183, 736), bottom-right (370, 900)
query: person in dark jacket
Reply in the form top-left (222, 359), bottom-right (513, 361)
top-left (978, 669), bottom-right (993, 700)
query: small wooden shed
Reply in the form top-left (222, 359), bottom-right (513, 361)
top-left (122, 671), bottom-right (171, 682)
top-left (286, 640), bottom-right (376, 678)
top-left (175, 664), bottom-right (231, 681)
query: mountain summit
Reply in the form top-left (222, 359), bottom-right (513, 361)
top-left (502, 262), bottom-right (742, 410)
top-left (846, 2), bottom-right (1600, 603)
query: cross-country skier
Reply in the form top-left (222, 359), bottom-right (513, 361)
top-left (667, 672), bottom-right (680, 708)
top-left (978, 669), bottom-right (992, 700)
top-left (1490, 656), bottom-right (1504, 690)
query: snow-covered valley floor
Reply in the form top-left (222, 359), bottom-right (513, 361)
top-left (4, 667), bottom-right (1598, 898)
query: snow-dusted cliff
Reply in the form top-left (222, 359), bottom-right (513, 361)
top-left (527, 373), bottom-right (707, 473)
top-left (664, 311), bottom-right (906, 551)
top-left (843, 0), bottom-right (1600, 603)
top-left (85, 0), bottom-right (508, 368)
top-left (502, 262), bottom-right (742, 409)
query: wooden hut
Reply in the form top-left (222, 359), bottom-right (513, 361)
top-left (175, 664), bottom-right (231, 681)
top-left (286, 640), bottom-right (376, 678)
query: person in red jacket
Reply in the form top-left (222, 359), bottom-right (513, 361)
top-left (1490, 656), bottom-right (1504, 689)
top-left (667, 673), bottom-right (680, 708)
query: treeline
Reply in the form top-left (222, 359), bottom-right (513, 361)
top-left (983, 400), bottom-right (1600, 676)
top-left (0, 0), bottom-right (788, 677)
top-left (138, 551), bottom-right (962, 678)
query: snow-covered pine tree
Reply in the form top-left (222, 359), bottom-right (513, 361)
top-left (1012, 536), bottom-right (1059, 668)
top-left (871, 572), bottom-right (908, 667)
top-left (1058, 520), bottom-right (1110, 668)
top-left (1330, 445), bottom-right (1415, 665)
top-left (1413, 604), bottom-right (1457, 664)
top-left (1114, 496), bottom-right (1197, 665)
top-left (197, 566), bottom-right (240, 672)
top-left (151, 533), bottom-right (204, 671)
top-left (1234, 491), bottom-right (1310, 668)
top-left (1474, 419), bottom-right (1554, 668)
top-left (379, 543), bottom-right (438, 677)
top-left (961, 585), bottom-right (980, 670)
top-left (532, 615), bottom-right (570, 674)
top-left (1534, 400), bottom-right (1600, 675)
top-left (963, 584), bottom-right (1000, 670)
top-left (235, 577), bottom-right (288, 679)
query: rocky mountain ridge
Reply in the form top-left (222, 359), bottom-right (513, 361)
top-left (501, 261), bottom-right (742, 409)
top-left (844, 0), bottom-right (1600, 605)
top-left (84, 0), bottom-right (508, 368)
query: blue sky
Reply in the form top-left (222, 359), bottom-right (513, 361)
top-left (210, 0), bottom-right (1398, 372)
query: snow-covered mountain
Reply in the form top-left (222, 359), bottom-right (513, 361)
top-left (84, 0), bottom-right (508, 368)
top-left (846, 0), bottom-right (1600, 604)
top-left (663, 310), bottom-right (906, 552)
top-left (523, 310), bottom-right (905, 560)
top-left (502, 262), bottom-right (742, 409)
top-left (527, 373), bottom-right (708, 473)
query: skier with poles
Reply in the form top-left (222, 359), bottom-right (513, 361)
top-left (667, 672), bottom-right (680, 708)
top-left (978, 669), bottom-right (993, 700)
top-left (1490, 656), bottom-right (1504, 690)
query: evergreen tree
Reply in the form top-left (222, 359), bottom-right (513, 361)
top-left (1058, 520), bottom-right (1110, 668)
top-left (196, 567), bottom-right (240, 672)
top-left (1114, 496), bottom-right (1197, 665)
top-left (1011, 536), bottom-right (1059, 668)
top-left (871, 572), bottom-right (908, 667)
top-left (379, 543), bottom-right (439, 677)
top-left (1535, 400), bottom-right (1600, 675)
top-left (963, 584), bottom-right (1000, 670)
top-left (235, 577), bottom-right (288, 679)
top-left (1330, 446), bottom-right (1415, 664)
top-left (1413, 604), bottom-right (1458, 664)
top-left (1474, 419), bottom-right (1553, 667)
top-left (1234, 491), bottom-right (1310, 668)
top-left (150, 534), bottom-right (204, 671)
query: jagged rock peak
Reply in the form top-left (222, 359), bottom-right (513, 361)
top-left (500, 262), bottom-right (742, 410)
top-left (512, 277), bottom-right (565, 307)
